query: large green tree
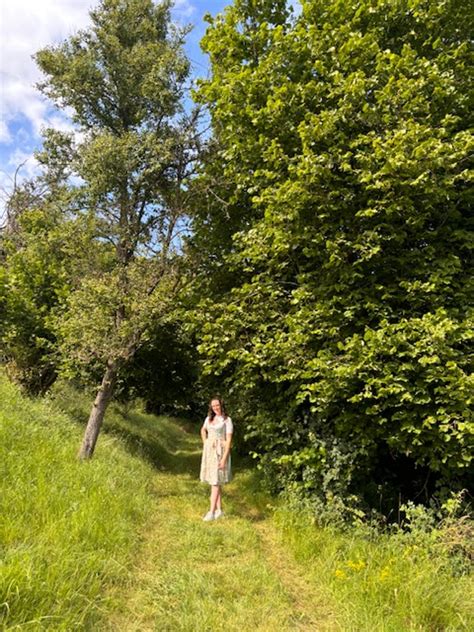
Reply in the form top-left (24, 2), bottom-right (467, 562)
top-left (35, 0), bottom-right (198, 458)
top-left (191, 0), bottom-right (473, 509)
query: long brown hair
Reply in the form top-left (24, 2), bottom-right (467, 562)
top-left (207, 396), bottom-right (228, 421)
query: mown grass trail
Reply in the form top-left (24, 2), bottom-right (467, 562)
top-left (102, 419), bottom-right (333, 632)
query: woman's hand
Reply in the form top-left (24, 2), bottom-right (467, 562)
top-left (218, 459), bottom-right (226, 470)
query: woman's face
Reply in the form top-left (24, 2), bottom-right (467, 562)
top-left (211, 399), bottom-right (222, 416)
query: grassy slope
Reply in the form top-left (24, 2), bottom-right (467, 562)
top-left (0, 375), bottom-right (156, 630)
top-left (1, 374), bottom-right (472, 631)
top-left (273, 507), bottom-right (473, 631)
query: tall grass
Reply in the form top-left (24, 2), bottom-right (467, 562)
top-left (273, 504), bottom-right (474, 631)
top-left (0, 373), bottom-right (155, 630)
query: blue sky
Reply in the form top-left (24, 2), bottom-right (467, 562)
top-left (0, 0), bottom-right (233, 213)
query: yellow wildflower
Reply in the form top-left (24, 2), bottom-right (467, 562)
top-left (334, 569), bottom-right (347, 579)
top-left (379, 567), bottom-right (390, 581)
top-left (346, 560), bottom-right (366, 571)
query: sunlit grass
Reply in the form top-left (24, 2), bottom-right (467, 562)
top-left (50, 380), bottom-right (199, 472)
top-left (0, 374), bottom-right (155, 630)
top-left (103, 470), bottom-right (314, 632)
top-left (2, 373), bottom-right (472, 631)
top-left (273, 506), bottom-right (474, 631)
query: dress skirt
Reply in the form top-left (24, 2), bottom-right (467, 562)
top-left (200, 436), bottom-right (232, 486)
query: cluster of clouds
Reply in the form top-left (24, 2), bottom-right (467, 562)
top-left (0, 0), bottom-right (196, 211)
top-left (0, 0), bottom-right (94, 207)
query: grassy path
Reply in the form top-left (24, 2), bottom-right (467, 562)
top-left (102, 418), bottom-right (334, 632)
top-left (4, 379), bottom-right (471, 631)
top-left (2, 377), bottom-right (471, 631)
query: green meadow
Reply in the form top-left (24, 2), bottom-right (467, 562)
top-left (1, 373), bottom-right (472, 631)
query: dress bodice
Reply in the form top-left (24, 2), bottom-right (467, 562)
top-left (207, 419), bottom-right (228, 440)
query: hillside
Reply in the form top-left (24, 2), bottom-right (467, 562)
top-left (1, 374), bottom-right (472, 630)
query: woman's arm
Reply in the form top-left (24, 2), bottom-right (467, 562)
top-left (219, 433), bottom-right (233, 469)
top-left (201, 425), bottom-right (207, 444)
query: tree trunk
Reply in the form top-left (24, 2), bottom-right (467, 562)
top-left (78, 360), bottom-right (118, 460)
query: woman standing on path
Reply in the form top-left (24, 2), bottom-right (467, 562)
top-left (200, 396), bottom-right (233, 521)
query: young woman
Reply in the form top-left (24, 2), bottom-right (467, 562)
top-left (200, 396), bottom-right (233, 521)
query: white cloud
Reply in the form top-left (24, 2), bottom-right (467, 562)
top-left (0, 1), bottom-right (199, 149)
top-left (0, 121), bottom-right (12, 144)
top-left (0, 0), bottom-right (96, 217)
top-left (0, 0), bottom-right (199, 214)
top-left (0, 149), bottom-right (40, 227)
top-left (172, 0), bottom-right (196, 20)
top-left (0, 0), bottom-right (94, 215)
top-left (7, 149), bottom-right (40, 179)
top-left (0, 1), bottom-right (94, 138)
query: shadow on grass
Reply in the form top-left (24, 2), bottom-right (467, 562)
top-left (51, 386), bottom-right (277, 518)
top-left (224, 460), bottom-right (273, 523)
top-left (55, 391), bottom-right (202, 476)
top-left (103, 414), bottom-right (203, 476)
top-left (109, 416), bottom-right (275, 522)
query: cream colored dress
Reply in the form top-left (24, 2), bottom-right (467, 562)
top-left (200, 415), bottom-right (233, 485)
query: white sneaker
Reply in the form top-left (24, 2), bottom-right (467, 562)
top-left (214, 509), bottom-right (225, 519)
top-left (202, 511), bottom-right (215, 522)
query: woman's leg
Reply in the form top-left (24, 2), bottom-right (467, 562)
top-left (210, 485), bottom-right (220, 513)
top-left (216, 485), bottom-right (222, 511)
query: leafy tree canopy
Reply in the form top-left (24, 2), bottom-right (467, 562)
top-left (190, 0), bottom-right (473, 510)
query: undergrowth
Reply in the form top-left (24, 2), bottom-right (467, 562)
top-left (273, 494), bottom-right (473, 631)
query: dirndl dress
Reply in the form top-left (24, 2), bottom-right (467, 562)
top-left (200, 415), bottom-right (233, 485)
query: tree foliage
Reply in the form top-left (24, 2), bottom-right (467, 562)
top-left (0, 180), bottom-right (104, 393)
top-left (191, 0), bottom-right (473, 508)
